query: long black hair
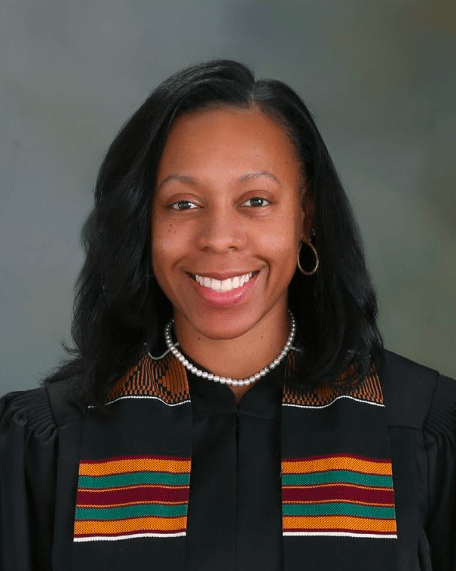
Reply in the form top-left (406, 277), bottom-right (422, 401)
top-left (46, 59), bottom-right (382, 407)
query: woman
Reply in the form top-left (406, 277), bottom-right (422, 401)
top-left (0, 60), bottom-right (454, 571)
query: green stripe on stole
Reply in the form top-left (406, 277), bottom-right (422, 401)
top-left (76, 503), bottom-right (189, 520)
top-left (281, 470), bottom-right (393, 488)
top-left (282, 502), bottom-right (396, 519)
top-left (78, 471), bottom-right (191, 488)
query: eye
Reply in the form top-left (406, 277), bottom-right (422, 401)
top-left (242, 197), bottom-right (271, 208)
top-left (169, 200), bottom-right (198, 210)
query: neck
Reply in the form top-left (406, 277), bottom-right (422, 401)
top-left (172, 304), bottom-right (291, 383)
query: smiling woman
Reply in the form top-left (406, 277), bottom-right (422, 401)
top-left (0, 60), bottom-right (454, 571)
top-left (151, 108), bottom-right (307, 400)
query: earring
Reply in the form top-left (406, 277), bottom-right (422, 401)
top-left (297, 240), bottom-right (319, 276)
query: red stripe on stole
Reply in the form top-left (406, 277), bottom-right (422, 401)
top-left (282, 485), bottom-right (395, 505)
top-left (77, 486), bottom-right (189, 506)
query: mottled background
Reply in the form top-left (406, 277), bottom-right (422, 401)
top-left (1, 1), bottom-right (455, 393)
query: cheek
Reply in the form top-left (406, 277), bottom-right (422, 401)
top-left (151, 219), bottom-right (191, 287)
top-left (276, 221), bottom-right (302, 275)
top-left (151, 241), bottom-right (180, 307)
top-left (273, 210), bottom-right (302, 254)
top-left (151, 220), bottom-right (174, 278)
top-left (261, 227), bottom-right (300, 275)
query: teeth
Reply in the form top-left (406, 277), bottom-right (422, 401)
top-left (194, 272), bottom-right (255, 292)
top-left (220, 278), bottom-right (231, 292)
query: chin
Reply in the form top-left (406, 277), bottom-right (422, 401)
top-left (191, 313), bottom-right (258, 341)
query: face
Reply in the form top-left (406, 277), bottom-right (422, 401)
top-left (151, 107), bottom-right (312, 342)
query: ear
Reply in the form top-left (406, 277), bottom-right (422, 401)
top-left (300, 187), bottom-right (315, 242)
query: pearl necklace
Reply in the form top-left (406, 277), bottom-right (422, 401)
top-left (164, 312), bottom-right (296, 387)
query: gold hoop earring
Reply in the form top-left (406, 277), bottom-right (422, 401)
top-left (297, 240), bottom-right (319, 276)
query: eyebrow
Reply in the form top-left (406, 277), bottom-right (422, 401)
top-left (157, 174), bottom-right (197, 190)
top-left (238, 170), bottom-right (281, 184)
top-left (157, 170), bottom-right (281, 190)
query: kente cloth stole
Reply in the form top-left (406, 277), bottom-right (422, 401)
top-left (72, 350), bottom-right (397, 570)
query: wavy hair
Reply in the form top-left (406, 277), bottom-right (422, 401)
top-left (46, 59), bottom-right (382, 407)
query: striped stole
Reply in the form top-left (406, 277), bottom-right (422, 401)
top-left (72, 350), bottom-right (397, 570)
top-left (74, 455), bottom-right (191, 540)
top-left (72, 352), bottom-right (193, 569)
top-left (281, 359), bottom-right (397, 569)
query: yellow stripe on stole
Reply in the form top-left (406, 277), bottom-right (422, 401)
top-left (75, 515), bottom-right (188, 535)
top-left (79, 457), bottom-right (191, 476)
top-left (283, 515), bottom-right (397, 533)
top-left (282, 456), bottom-right (392, 476)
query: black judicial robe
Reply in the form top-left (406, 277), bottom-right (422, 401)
top-left (0, 350), bottom-right (454, 570)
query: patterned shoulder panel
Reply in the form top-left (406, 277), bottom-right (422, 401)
top-left (107, 352), bottom-right (190, 405)
top-left (283, 360), bottom-right (384, 409)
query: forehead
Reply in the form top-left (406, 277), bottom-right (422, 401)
top-left (156, 107), bottom-right (301, 186)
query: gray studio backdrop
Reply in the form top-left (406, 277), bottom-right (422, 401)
top-left (1, 2), bottom-right (455, 393)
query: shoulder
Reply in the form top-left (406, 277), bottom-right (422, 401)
top-left (379, 349), bottom-right (455, 433)
top-left (0, 377), bottom-right (84, 436)
top-left (0, 386), bottom-right (54, 437)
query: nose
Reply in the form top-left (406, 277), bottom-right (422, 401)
top-left (196, 207), bottom-right (244, 253)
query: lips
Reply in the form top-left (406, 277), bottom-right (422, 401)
top-left (190, 272), bottom-right (257, 292)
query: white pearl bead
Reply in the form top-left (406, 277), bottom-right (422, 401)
top-left (162, 312), bottom-right (295, 387)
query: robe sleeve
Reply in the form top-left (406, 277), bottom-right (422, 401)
top-left (0, 388), bottom-right (58, 571)
top-left (423, 374), bottom-right (456, 571)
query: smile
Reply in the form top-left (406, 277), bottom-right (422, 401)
top-left (191, 272), bottom-right (257, 292)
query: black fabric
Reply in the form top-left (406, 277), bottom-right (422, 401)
top-left (0, 350), bottom-right (455, 571)
top-left (381, 352), bottom-right (456, 571)
top-left (72, 395), bottom-right (193, 571)
top-left (185, 359), bottom-right (284, 571)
